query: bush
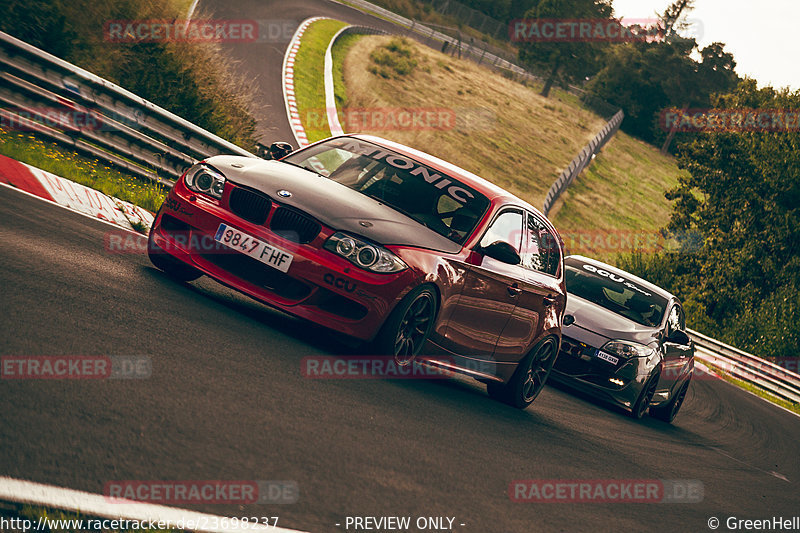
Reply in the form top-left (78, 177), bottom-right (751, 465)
top-left (0, 0), bottom-right (258, 150)
top-left (369, 38), bottom-right (418, 77)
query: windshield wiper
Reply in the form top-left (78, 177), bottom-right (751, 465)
top-left (280, 159), bottom-right (326, 177)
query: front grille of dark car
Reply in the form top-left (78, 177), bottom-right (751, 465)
top-left (269, 207), bottom-right (320, 244)
top-left (561, 336), bottom-right (590, 358)
top-left (229, 187), bottom-right (272, 225)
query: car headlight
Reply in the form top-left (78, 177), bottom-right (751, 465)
top-left (601, 340), bottom-right (655, 359)
top-left (324, 232), bottom-right (407, 273)
top-left (185, 164), bottom-right (226, 199)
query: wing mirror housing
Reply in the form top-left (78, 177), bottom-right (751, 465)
top-left (665, 329), bottom-right (691, 346)
top-left (257, 142), bottom-right (295, 160)
top-left (478, 240), bottom-right (521, 265)
top-left (270, 142), bottom-right (295, 160)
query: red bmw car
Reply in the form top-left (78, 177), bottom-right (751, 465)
top-left (148, 135), bottom-right (566, 408)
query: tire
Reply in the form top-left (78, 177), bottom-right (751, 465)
top-left (631, 371), bottom-right (660, 419)
top-left (650, 375), bottom-right (691, 423)
top-left (372, 285), bottom-right (437, 365)
top-left (487, 337), bottom-right (558, 409)
top-left (147, 231), bottom-right (203, 282)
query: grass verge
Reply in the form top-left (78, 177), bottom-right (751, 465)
top-left (339, 35), bottom-right (607, 204)
top-left (0, 128), bottom-right (166, 213)
top-left (293, 19), bottom-right (349, 143)
top-left (549, 132), bottom-right (689, 261)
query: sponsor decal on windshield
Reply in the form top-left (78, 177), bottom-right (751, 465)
top-left (581, 263), bottom-right (652, 297)
top-left (327, 139), bottom-right (477, 205)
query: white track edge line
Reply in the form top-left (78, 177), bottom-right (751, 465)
top-left (0, 477), bottom-right (308, 533)
top-left (323, 25), bottom-right (352, 136)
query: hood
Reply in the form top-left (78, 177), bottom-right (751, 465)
top-left (206, 156), bottom-right (462, 254)
top-left (565, 294), bottom-right (660, 345)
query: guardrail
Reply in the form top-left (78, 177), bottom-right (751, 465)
top-left (689, 329), bottom-right (800, 404)
top-left (334, 0), bottom-right (540, 85)
top-left (542, 109), bottom-right (624, 216)
top-left (0, 31), bottom-right (257, 187)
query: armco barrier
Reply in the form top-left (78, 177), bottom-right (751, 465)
top-left (542, 109), bottom-right (624, 216)
top-left (0, 31), bottom-right (256, 185)
top-left (689, 329), bottom-right (800, 404)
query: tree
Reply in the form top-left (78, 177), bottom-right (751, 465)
top-left (516, 0), bottom-right (614, 97)
top-left (660, 80), bottom-right (800, 356)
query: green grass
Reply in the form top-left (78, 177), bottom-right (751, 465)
top-left (0, 128), bottom-right (166, 213)
top-left (338, 35), bottom-right (608, 203)
top-left (549, 131), bottom-right (689, 261)
top-left (701, 362), bottom-right (800, 416)
top-left (293, 19), bottom-right (349, 143)
top-left (331, 33), bottom-right (362, 111)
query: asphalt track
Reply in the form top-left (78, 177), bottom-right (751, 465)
top-left (196, 0), bottom-right (419, 145)
top-left (1, 184), bottom-right (799, 532)
top-left (2, 0), bottom-right (800, 531)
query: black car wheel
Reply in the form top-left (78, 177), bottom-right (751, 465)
top-left (651, 375), bottom-right (691, 423)
top-left (148, 231), bottom-right (203, 282)
top-left (373, 285), bottom-right (437, 366)
top-left (487, 337), bottom-right (558, 409)
top-left (631, 371), bottom-right (660, 419)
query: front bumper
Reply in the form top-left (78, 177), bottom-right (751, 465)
top-left (552, 334), bottom-right (652, 410)
top-left (149, 178), bottom-right (420, 341)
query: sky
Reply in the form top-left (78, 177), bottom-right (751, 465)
top-left (611, 0), bottom-right (799, 90)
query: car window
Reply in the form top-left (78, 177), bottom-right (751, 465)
top-left (283, 138), bottom-right (491, 245)
top-left (564, 258), bottom-right (668, 327)
top-left (479, 209), bottom-right (523, 251)
top-left (521, 212), bottom-right (560, 276)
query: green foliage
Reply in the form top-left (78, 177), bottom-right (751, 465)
top-left (517, 0), bottom-right (614, 95)
top-left (369, 38), bottom-right (418, 77)
top-left (0, 0), bottom-right (258, 150)
top-left (584, 1), bottom-right (738, 144)
top-left (619, 81), bottom-right (800, 360)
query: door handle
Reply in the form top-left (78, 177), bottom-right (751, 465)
top-left (507, 283), bottom-right (522, 297)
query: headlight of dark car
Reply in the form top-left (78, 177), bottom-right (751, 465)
top-left (601, 340), bottom-right (655, 359)
top-left (185, 164), bottom-right (226, 200)
top-left (324, 232), bottom-right (407, 273)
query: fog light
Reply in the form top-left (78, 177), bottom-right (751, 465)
top-left (609, 378), bottom-right (625, 387)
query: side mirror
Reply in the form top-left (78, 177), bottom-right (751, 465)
top-left (665, 329), bottom-right (691, 346)
top-left (269, 142), bottom-right (295, 160)
top-left (479, 240), bottom-right (521, 265)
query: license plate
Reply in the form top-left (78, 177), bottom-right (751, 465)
top-left (595, 350), bottom-right (619, 365)
top-left (214, 223), bottom-right (293, 273)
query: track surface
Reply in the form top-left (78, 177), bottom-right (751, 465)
top-left (1, 185), bottom-right (799, 532)
top-left (195, 0), bottom-right (419, 145)
top-left (2, 1), bottom-right (800, 531)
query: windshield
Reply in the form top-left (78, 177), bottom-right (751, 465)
top-left (565, 258), bottom-right (668, 327)
top-left (283, 137), bottom-right (490, 244)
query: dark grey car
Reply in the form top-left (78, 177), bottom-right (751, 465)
top-left (551, 255), bottom-right (694, 422)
